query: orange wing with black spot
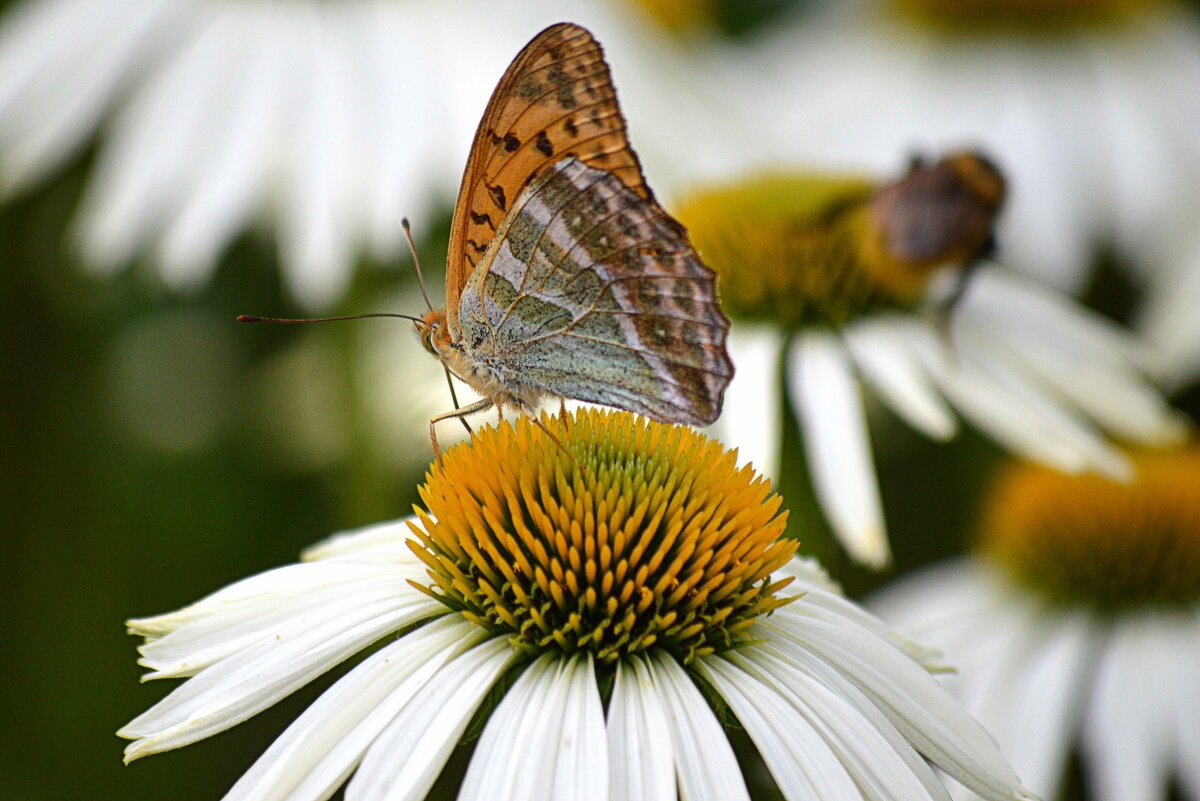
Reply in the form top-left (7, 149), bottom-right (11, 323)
top-left (444, 22), bottom-right (669, 333)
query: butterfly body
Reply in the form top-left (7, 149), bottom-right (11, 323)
top-left (420, 23), bottom-right (731, 451)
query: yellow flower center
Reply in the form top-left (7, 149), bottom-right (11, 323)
top-left (978, 446), bottom-right (1200, 611)
top-left (407, 409), bottom-right (797, 664)
top-left (622, 0), bottom-right (720, 36)
top-left (675, 153), bottom-right (1003, 330)
top-left (888, 0), bottom-right (1165, 32)
top-left (676, 154), bottom-right (1003, 330)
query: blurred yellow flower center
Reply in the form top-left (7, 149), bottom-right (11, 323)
top-left (676, 154), bottom-right (1003, 330)
top-left (408, 409), bottom-right (797, 664)
top-left (622, 0), bottom-right (719, 35)
top-left (889, 0), bottom-right (1165, 31)
top-left (979, 447), bottom-right (1200, 611)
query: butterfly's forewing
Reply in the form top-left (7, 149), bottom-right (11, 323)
top-left (445, 22), bottom-right (661, 334)
top-left (459, 157), bottom-right (732, 425)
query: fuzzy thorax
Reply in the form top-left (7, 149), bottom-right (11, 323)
top-left (417, 307), bottom-right (548, 415)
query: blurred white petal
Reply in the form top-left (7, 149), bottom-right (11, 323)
top-left (0, 0), bottom-right (746, 306)
top-left (789, 330), bottom-right (890, 568)
top-left (843, 316), bottom-right (957, 441)
top-left (704, 324), bottom-right (783, 478)
top-left (875, 556), bottom-right (1200, 801)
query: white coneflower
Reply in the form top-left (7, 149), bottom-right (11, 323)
top-left (675, 156), bottom-right (1185, 568)
top-left (874, 445), bottom-right (1200, 801)
top-left (735, 0), bottom-right (1200, 387)
top-left (0, 0), bottom-right (739, 306)
top-left (121, 409), bottom-right (1035, 801)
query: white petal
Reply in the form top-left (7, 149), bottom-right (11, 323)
top-left (788, 331), bottom-right (889, 568)
top-left (649, 652), bottom-right (751, 801)
top-left (843, 317), bottom-right (957, 441)
top-left (1171, 613), bottom-right (1200, 800)
top-left (869, 559), bottom-right (1000, 639)
top-left (761, 612), bottom-right (1033, 801)
top-left (458, 652), bottom-right (607, 801)
top-left (156, 6), bottom-right (288, 287)
top-left (924, 315), bottom-right (1131, 480)
top-left (966, 275), bottom-right (1186, 446)
top-left (745, 637), bottom-right (953, 801)
top-left (74, 8), bottom-right (232, 271)
top-left (222, 616), bottom-right (483, 801)
top-left (723, 647), bottom-right (946, 801)
top-left (346, 636), bottom-right (517, 801)
top-left (705, 324), bottom-right (784, 479)
top-left (959, 607), bottom-right (1101, 799)
top-left (0, 0), bottom-right (177, 193)
top-left (777, 560), bottom-right (949, 672)
top-left (1137, 233), bottom-right (1200, 389)
top-left (607, 657), bottom-right (675, 801)
top-left (555, 654), bottom-right (609, 801)
top-left (134, 562), bottom-right (437, 677)
top-left (965, 270), bottom-right (1143, 367)
top-left (276, 6), bottom-right (356, 308)
top-left (300, 517), bottom-right (422, 563)
top-left (120, 594), bottom-right (429, 757)
top-left (697, 656), bottom-right (859, 801)
top-left (1082, 616), bottom-right (1175, 801)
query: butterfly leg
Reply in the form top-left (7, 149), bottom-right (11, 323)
top-left (429, 398), bottom-right (494, 462)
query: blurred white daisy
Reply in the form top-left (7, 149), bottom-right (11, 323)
top-left (735, 0), bottom-right (1200, 384)
top-left (121, 409), bottom-right (1035, 801)
top-left (0, 0), bottom-right (740, 307)
top-left (873, 446), bottom-right (1200, 801)
top-left (676, 155), bottom-right (1187, 568)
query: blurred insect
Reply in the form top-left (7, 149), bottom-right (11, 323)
top-left (860, 150), bottom-right (1007, 318)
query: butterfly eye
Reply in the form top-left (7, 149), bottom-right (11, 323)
top-left (418, 322), bottom-right (439, 356)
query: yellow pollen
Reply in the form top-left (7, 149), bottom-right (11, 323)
top-left (888, 0), bottom-right (1165, 32)
top-left (407, 409), bottom-right (797, 663)
top-left (978, 446), bottom-right (1200, 610)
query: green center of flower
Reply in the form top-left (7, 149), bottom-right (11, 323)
top-left (887, 0), bottom-right (1165, 32)
top-left (978, 447), bottom-right (1200, 611)
top-left (675, 153), bottom-right (1003, 330)
top-left (407, 410), bottom-right (797, 664)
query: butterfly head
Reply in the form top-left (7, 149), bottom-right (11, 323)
top-left (416, 308), bottom-right (452, 357)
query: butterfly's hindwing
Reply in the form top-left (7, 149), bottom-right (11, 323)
top-left (459, 158), bottom-right (732, 425)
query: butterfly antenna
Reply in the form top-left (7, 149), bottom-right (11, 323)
top-left (402, 218), bottom-right (436, 313)
top-left (532, 416), bottom-right (578, 465)
top-left (237, 312), bottom-right (427, 325)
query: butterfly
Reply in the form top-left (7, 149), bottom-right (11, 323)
top-left (416, 22), bottom-right (733, 456)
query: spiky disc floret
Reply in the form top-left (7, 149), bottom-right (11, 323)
top-left (407, 409), bottom-right (797, 664)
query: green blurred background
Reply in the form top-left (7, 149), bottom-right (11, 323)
top-left (3, 1), bottom-right (1200, 800)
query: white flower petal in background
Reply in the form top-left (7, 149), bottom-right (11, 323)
top-left (0, 0), bottom-right (744, 307)
top-left (873, 446), bottom-right (1200, 801)
top-left (714, 267), bottom-right (1185, 567)
top-left (704, 323), bottom-right (783, 478)
top-left (789, 329), bottom-right (889, 569)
